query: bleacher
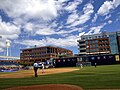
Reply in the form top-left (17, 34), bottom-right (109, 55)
top-left (0, 62), bottom-right (19, 66)
top-left (0, 61), bottom-right (20, 72)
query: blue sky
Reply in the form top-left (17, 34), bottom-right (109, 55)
top-left (0, 0), bottom-right (120, 57)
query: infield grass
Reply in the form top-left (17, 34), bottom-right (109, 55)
top-left (0, 65), bottom-right (120, 90)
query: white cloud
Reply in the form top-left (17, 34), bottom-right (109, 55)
top-left (0, 16), bottom-right (20, 52)
top-left (0, 0), bottom-right (59, 21)
top-left (66, 12), bottom-right (79, 25)
top-left (97, 1), bottom-right (113, 16)
top-left (69, 3), bottom-right (94, 27)
top-left (0, 0), bottom-right (85, 38)
top-left (0, 41), bottom-right (6, 48)
top-left (24, 23), bottom-right (34, 32)
top-left (58, 27), bottom-right (84, 36)
top-left (97, 0), bottom-right (120, 16)
top-left (0, 48), bottom-right (4, 52)
top-left (113, 0), bottom-right (120, 7)
top-left (23, 21), bottom-right (84, 36)
top-left (92, 14), bottom-right (97, 22)
top-left (14, 39), bottom-right (46, 47)
top-left (65, 0), bottom-right (82, 12)
top-left (108, 20), bottom-right (112, 24)
top-left (92, 0), bottom-right (120, 22)
top-left (36, 28), bottom-right (56, 35)
top-left (79, 32), bottom-right (85, 37)
top-left (105, 14), bottom-right (111, 20)
top-left (46, 36), bottom-right (78, 47)
top-left (14, 35), bottom-right (79, 48)
top-left (87, 23), bottom-right (106, 35)
top-left (0, 39), bottom-right (12, 52)
top-left (0, 17), bottom-right (20, 40)
top-left (23, 22), bottom-right (57, 36)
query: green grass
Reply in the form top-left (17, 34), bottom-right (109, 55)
top-left (0, 65), bottom-right (120, 90)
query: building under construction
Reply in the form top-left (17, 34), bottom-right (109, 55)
top-left (20, 46), bottom-right (73, 63)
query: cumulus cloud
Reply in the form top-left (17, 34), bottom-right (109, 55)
top-left (92, 0), bottom-right (120, 22)
top-left (79, 32), bottom-right (85, 37)
top-left (113, 0), bottom-right (120, 7)
top-left (0, 41), bottom-right (6, 48)
top-left (66, 12), bottom-right (79, 25)
top-left (65, 0), bottom-right (82, 12)
top-left (23, 21), bottom-right (84, 36)
top-left (0, 17), bottom-right (20, 40)
top-left (23, 22), bottom-right (60, 36)
top-left (97, 1), bottom-right (113, 16)
top-left (108, 20), bottom-right (112, 24)
top-left (105, 14), bottom-right (111, 20)
top-left (46, 36), bottom-right (78, 47)
top-left (0, 0), bottom-right (58, 21)
top-left (14, 39), bottom-right (46, 47)
top-left (92, 14), bottom-right (97, 22)
top-left (0, 0), bottom-right (85, 39)
top-left (36, 28), bottom-right (56, 35)
top-left (68, 3), bottom-right (94, 27)
top-left (0, 17), bottom-right (20, 52)
top-left (0, 0), bottom-right (119, 55)
top-left (97, 0), bottom-right (120, 16)
top-left (14, 35), bottom-right (79, 48)
top-left (86, 23), bottom-right (106, 35)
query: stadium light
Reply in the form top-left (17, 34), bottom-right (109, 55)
top-left (6, 40), bottom-right (11, 60)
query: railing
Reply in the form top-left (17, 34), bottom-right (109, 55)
top-left (0, 56), bottom-right (20, 59)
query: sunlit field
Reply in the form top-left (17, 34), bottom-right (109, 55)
top-left (0, 65), bottom-right (120, 90)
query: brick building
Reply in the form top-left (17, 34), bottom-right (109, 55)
top-left (117, 31), bottom-right (120, 54)
top-left (77, 31), bottom-right (120, 55)
top-left (20, 46), bottom-right (73, 63)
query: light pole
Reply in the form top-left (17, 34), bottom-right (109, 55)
top-left (6, 40), bottom-right (10, 60)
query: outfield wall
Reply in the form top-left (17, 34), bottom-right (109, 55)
top-left (88, 54), bottom-right (120, 65)
top-left (53, 57), bottom-right (78, 67)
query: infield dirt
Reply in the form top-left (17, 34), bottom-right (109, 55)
top-left (0, 68), bottom-right (79, 78)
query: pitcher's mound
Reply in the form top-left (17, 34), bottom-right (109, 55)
top-left (4, 84), bottom-right (83, 90)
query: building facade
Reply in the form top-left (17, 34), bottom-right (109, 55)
top-left (109, 32), bottom-right (119, 54)
top-left (77, 31), bottom-right (120, 55)
top-left (117, 31), bottom-right (120, 54)
top-left (20, 46), bottom-right (73, 63)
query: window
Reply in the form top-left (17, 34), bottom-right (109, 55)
top-left (86, 49), bottom-right (89, 52)
top-left (95, 48), bottom-right (98, 51)
top-left (95, 44), bottom-right (98, 47)
top-left (89, 37), bottom-right (92, 39)
top-left (95, 36), bottom-right (97, 38)
top-left (82, 37), bottom-right (85, 40)
top-left (86, 37), bottom-right (88, 40)
top-left (90, 45), bottom-right (92, 48)
top-left (98, 36), bottom-right (101, 38)
top-left (85, 41), bottom-right (88, 44)
top-left (95, 40), bottom-right (98, 43)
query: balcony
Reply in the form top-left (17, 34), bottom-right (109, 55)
top-left (78, 43), bottom-right (86, 46)
top-left (78, 47), bottom-right (86, 50)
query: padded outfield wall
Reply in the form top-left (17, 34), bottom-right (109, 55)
top-left (88, 54), bottom-right (120, 66)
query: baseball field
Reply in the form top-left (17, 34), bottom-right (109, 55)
top-left (0, 65), bottom-right (120, 90)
